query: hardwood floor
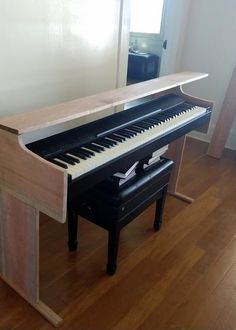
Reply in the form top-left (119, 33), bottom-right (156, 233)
top-left (1, 137), bottom-right (236, 330)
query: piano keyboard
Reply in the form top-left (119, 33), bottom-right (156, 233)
top-left (48, 103), bottom-right (207, 180)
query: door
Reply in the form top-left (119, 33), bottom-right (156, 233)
top-left (127, 0), bottom-right (166, 83)
top-left (126, 0), bottom-right (191, 82)
top-left (159, 0), bottom-right (191, 76)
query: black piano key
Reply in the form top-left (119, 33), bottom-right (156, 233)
top-left (145, 118), bottom-right (160, 124)
top-left (65, 153), bottom-right (80, 163)
top-left (139, 121), bottom-right (153, 129)
top-left (167, 109), bottom-right (179, 115)
top-left (84, 143), bottom-right (103, 153)
top-left (112, 133), bottom-right (127, 141)
top-left (95, 139), bottom-right (112, 148)
top-left (151, 115), bottom-right (166, 122)
top-left (122, 128), bottom-right (136, 137)
top-left (166, 115), bottom-right (175, 120)
top-left (76, 148), bottom-right (93, 157)
top-left (80, 147), bottom-right (95, 156)
top-left (169, 106), bottom-right (182, 112)
top-left (124, 129), bottom-right (136, 137)
top-left (155, 114), bottom-right (169, 120)
top-left (103, 137), bottom-right (118, 146)
top-left (128, 125), bottom-right (144, 133)
top-left (106, 134), bottom-right (124, 142)
top-left (132, 123), bottom-right (148, 131)
top-left (167, 110), bottom-right (181, 116)
top-left (103, 137), bottom-right (119, 145)
top-left (70, 149), bottom-right (89, 160)
top-left (160, 113), bottom-right (173, 120)
top-left (115, 130), bottom-right (133, 138)
top-left (142, 120), bottom-right (156, 127)
top-left (175, 106), bottom-right (188, 112)
top-left (76, 153), bottom-right (88, 160)
top-left (49, 159), bottom-right (68, 169)
top-left (57, 154), bottom-right (77, 165)
top-left (92, 140), bottom-right (106, 151)
top-left (132, 124), bottom-right (146, 132)
top-left (150, 119), bottom-right (163, 125)
top-left (124, 128), bottom-right (138, 136)
top-left (91, 143), bottom-right (105, 151)
top-left (127, 125), bottom-right (143, 133)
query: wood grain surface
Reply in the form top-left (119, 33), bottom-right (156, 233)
top-left (207, 65), bottom-right (236, 158)
top-left (0, 130), bottom-right (67, 223)
top-left (0, 190), bottom-right (39, 301)
top-left (0, 190), bottom-right (63, 327)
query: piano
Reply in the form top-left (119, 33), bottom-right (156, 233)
top-left (0, 72), bottom-right (213, 326)
top-left (27, 93), bottom-right (211, 207)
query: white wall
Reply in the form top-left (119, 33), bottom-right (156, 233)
top-left (0, 0), bottom-right (130, 142)
top-left (178, 0), bottom-right (236, 149)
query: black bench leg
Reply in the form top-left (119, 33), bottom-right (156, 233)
top-left (67, 209), bottom-right (78, 251)
top-left (107, 228), bottom-right (120, 275)
top-left (154, 186), bottom-right (168, 231)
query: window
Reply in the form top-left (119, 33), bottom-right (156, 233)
top-left (130, 0), bottom-right (164, 34)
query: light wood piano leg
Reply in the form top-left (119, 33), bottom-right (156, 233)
top-left (166, 136), bottom-right (194, 204)
top-left (0, 189), bottom-right (62, 327)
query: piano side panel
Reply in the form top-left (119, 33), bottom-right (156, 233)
top-left (164, 87), bottom-right (213, 200)
top-left (173, 86), bottom-right (214, 133)
top-left (0, 130), bottom-right (67, 223)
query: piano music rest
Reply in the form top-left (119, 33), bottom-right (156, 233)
top-left (68, 158), bottom-right (173, 275)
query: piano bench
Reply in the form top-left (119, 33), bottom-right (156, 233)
top-left (68, 158), bottom-right (173, 275)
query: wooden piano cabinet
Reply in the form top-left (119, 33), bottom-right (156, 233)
top-left (0, 190), bottom-right (62, 326)
top-left (0, 72), bottom-right (211, 326)
top-left (0, 129), bottom-right (66, 326)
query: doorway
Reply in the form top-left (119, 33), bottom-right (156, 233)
top-left (126, 0), bottom-right (166, 85)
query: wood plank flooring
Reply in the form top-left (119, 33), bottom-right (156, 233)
top-left (0, 137), bottom-right (236, 330)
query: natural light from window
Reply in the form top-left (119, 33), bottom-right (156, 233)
top-left (130, 0), bottom-right (164, 34)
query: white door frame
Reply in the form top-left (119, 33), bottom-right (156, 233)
top-left (116, 0), bottom-right (131, 88)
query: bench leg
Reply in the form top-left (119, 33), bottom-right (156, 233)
top-left (154, 186), bottom-right (168, 231)
top-left (107, 228), bottom-right (120, 275)
top-left (67, 209), bottom-right (78, 251)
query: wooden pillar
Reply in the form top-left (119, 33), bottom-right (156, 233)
top-left (207, 65), bottom-right (236, 159)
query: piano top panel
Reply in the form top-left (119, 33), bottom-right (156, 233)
top-left (0, 72), bottom-right (208, 135)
